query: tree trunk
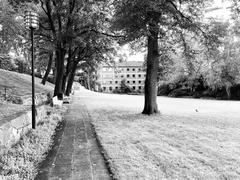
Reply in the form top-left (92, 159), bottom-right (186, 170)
top-left (41, 52), bottom-right (53, 85)
top-left (86, 72), bottom-right (91, 90)
top-left (62, 57), bottom-right (73, 93)
top-left (54, 47), bottom-right (66, 98)
top-left (142, 23), bottom-right (159, 115)
top-left (62, 47), bottom-right (79, 93)
top-left (65, 61), bottom-right (78, 96)
top-left (62, 73), bottom-right (68, 94)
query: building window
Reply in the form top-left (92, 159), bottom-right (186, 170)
top-left (133, 74), bottom-right (135, 78)
top-left (115, 81), bottom-right (118, 84)
top-left (103, 87), bottom-right (106, 91)
top-left (109, 87), bottom-right (112, 91)
top-left (121, 75), bottom-right (124, 78)
top-left (144, 74), bottom-right (146, 77)
top-left (116, 87), bottom-right (118, 90)
top-left (133, 86), bottom-right (136, 90)
top-left (127, 74), bottom-right (130, 78)
top-left (139, 86), bottom-right (142, 90)
top-left (138, 74), bottom-right (141, 78)
top-left (127, 81), bottom-right (130, 83)
top-left (133, 81), bottom-right (135, 84)
top-left (133, 68), bottom-right (135, 71)
top-left (127, 68), bottom-right (129, 71)
top-left (138, 68), bottom-right (141, 71)
top-left (139, 81), bottom-right (141, 84)
top-left (110, 81), bottom-right (112, 84)
top-left (115, 75), bottom-right (118, 78)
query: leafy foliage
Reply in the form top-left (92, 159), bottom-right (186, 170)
top-left (0, 0), bottom-right (25, 55)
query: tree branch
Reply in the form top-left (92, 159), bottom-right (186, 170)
top-left (78, 29), bottom-right (125, 38)
top-left (46, 0), bottom-right (57, 40)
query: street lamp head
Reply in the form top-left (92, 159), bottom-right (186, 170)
top-left (24, 10), bottom-right (39, 30)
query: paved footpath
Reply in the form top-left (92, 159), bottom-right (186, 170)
top-left (35, 93), bottom-right (111, 180)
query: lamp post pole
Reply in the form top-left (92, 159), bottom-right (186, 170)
top-left (30, 27), bottom-right (36, 129)
top-left (24, 10), bottom-right (39, 129)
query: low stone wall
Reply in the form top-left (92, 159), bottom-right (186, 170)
top-left (0, 105), bottom-right (47, 149)
top-left (9, 92), bottom-right (51, 105)
top-left (21, 93), bottom-right (50, 105)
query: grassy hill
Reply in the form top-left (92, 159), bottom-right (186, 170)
top-left (0, 69), bottom-right (53, 97)
top-left (0, 69), bottom-right (54, 120)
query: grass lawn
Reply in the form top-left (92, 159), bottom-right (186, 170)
top-left (78, 87), bottom-right (240, 180)
top-left (0, 69), bottom-right (54, 120)
top-left (0, 69), bottom-right (53, 97)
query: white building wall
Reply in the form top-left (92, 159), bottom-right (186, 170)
top-left (97, 63), bottom-right (146, 93)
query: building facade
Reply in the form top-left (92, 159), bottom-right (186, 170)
top-left (97, 61), bottom-right (146, 92)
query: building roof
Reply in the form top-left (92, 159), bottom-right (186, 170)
top-left (115, 61), bottom-right (144, 67)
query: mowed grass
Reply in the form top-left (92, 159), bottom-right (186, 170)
top-left (0, 69), bottom-right (53, 96)
top-left (77, 87), bottom-right (240, 180)
top-left (0, 69), bottom-right (54, 120)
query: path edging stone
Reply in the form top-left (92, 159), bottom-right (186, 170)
top-left (90, 122), bottom-right (116, 180)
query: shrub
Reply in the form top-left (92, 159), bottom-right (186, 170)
top-left (120, 79), bottom-right (132, 93)
top-left (0, 55), bottom-right (15, 71)
top-left (168, 88), bottom-right (191, 97)
top-left (158, 83), bottom-right (172, 96)
top-left (46, 75), bottom-right (55, 84)
top-left (14, 57), bottom-right (30, 74)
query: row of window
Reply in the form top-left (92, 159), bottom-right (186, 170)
top-left (103, 80), bottom-right (143, 85)
top-left (103, 86), bottom-right (143, 91)
top-left (126, 68), bottom-right (141, 72)
top-left (102, 67), bottom-right (142, 72)
top-left (114, 74), bottom-right (145, 79)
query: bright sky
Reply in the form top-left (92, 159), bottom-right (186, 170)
top-left (125, 0), bottom-right (232, 62)
top-left (205, 0), bottom-right (232, 21)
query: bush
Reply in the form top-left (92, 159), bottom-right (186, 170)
top-left (0, 55), bottom-right (15, 71)
top-left (120, 79), bottom-right (132, 93)
top-left (230, 84), bottom-right (240, 100)
top-left (112, 89), bottom-right (121, 94)
top-left (46, 75), bottom-right (55, 84)
top-left (14, 57), bottom-right (30, 74)
top-left (168, 88), bottom-right (191, 97)
top-left (35, 73), bottom-right (42, 78)
top-left (158, 83), bottom-right (172, 96)
top-left (158, 75), bottom-right (209, 98)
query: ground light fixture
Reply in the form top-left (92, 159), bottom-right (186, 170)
top-left (24, 10), bottom-right (39, 129)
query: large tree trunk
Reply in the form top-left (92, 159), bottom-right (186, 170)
top-left (62, 47), bottom-right (79, 93)
top-left (41, 52), bottom-right (53, 85)
top-left (62, 58), bottom-right (74, 93)
top-left (142, 23), bottom-right (159, 115)
top-left (54, 47), bottom-right (66, 98)
top-left (65, 61), bottom-right (78, 96)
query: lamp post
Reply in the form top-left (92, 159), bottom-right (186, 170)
top-left (24, 10), bottom-right (39, 129)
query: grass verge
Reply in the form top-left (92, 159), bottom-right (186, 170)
top-left (90, 109), bottom-right (240, 180)
top-left (0, 106), bottom-right (66, 180)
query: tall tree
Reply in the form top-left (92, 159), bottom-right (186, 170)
top-left (111, 0), bottom-right (212, 114)
top-left (0, 0), bottom-right (24, 55)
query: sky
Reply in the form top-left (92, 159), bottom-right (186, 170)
top-left (205, 0), bottom-right (232, 21)
top-left (125, 0), bottom-right (232, 62)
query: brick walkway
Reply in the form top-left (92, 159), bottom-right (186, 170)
top-left (35, 95), bottom-right (111, 180)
